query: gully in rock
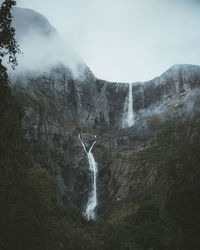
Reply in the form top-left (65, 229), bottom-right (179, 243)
top-left (78, 134), bottom-right (98, 220)
top-left (122, 83), bottom-right (135, 128)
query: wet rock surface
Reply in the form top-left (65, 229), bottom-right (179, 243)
top-left (10, 63), bottom-right (200, 218)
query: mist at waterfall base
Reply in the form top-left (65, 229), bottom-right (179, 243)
top-left (17, 0), bottom-right (200, 82)
top-left (78, 135), bottom-right (98, 220)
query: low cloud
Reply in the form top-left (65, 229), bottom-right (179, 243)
top-left (8, 7), bottom-right (85, 79)
top-left (16, 0), bottom-right (200, 82)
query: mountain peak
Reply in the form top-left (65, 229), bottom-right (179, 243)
top-left (10, 7), bottom-right (86, 78)
top-left (165, 63), bottom-right (200, 74)
top-left (12, 7), bottom-right (57, 40)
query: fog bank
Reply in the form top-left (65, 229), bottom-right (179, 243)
top-left (16, 0), bottom-right (200, 82)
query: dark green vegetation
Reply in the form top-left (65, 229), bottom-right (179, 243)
top-left (100, 108), bottom-right (200, 250)
top-left (0, 0), bottom-right (20, 80)
top-left (0, 32), bottom-right (94, 250)
top-left (0, 71), bottom-right (96, 250)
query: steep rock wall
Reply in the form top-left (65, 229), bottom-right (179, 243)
top-left (10, 6), bottom-right (200, 219)
top-left (11, 64), bottom-right (200, 218)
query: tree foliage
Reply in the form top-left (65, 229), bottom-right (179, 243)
top-left (0, 0), bottom-right (19, 84)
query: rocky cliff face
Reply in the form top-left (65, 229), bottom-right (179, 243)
top-left (10, 7), bottom-right (200, 219)
top-left (11, 62), bottom-right (200, 218)
top-left (76, 64), bottom-right (200, 129)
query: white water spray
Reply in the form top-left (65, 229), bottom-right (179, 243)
top-left (78, 134), bottom-right (98, 220)
top-left (122, 83), bottom-right (135, 128)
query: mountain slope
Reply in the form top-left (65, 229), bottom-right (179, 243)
top-left (11, 61), bottom-right (200, 217)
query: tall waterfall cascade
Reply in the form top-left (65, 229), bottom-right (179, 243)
top-left (78, 134), bottom-right (98, 220)
top-left (122, 83), bottom-right (135, 128)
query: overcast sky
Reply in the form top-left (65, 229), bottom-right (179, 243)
top-left (16, 0), bottom-right (200, 82)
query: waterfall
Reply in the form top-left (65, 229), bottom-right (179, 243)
top-left (78, 134), bottom-right (98, 220)
top-left (122, 83), bottom-right (135, 128)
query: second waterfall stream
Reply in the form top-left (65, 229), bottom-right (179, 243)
top-left (78, 134), bottom-right (98, 220)
top-left (122, 83), bottom-right (135, 128)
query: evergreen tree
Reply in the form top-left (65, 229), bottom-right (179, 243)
top-left (0, 0), bottom-right (24, 171)
top-left (0, 0), bottom-right (19, 84)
